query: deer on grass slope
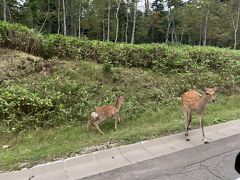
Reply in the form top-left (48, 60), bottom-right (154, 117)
top-left (180, 88), bottom-right (217, 144)
top-left (87, 96), bottom-right (124, 134)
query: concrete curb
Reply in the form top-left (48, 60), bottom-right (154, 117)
top-left (1, 119), bottom-right (240, 180)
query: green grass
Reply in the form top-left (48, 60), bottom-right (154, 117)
top-left (0, 48), bottom-right (239, 172)
top-left (0, 94), bottom-right (239, 171)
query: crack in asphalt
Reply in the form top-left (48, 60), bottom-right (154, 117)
top-left (200, 162), bottom-right (223, 180)
top-left (150, 149), bottom-right (238, 180)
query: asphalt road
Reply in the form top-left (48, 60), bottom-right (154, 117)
top-left (83, 134), bottom-right (240, 180)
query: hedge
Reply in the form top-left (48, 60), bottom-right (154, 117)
top-left (0, 20), bottom-right (240, 73)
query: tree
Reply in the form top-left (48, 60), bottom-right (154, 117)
top-left (57, 0), bottom-right (61, 34)
top-left (203, 7), bottom-right (209, 46)
top-left (125, 0), bottom-right (129, 42)
top-left (62, 0), bottom-right (66, 35)
top-left (131, 0), bottom-right (138, 44)
top-left (3, 0), bottom-right (240, 48)
top-left (3, 0), bottom-right (7, 21)
top-left (107, 0), bottom-right (111, 41)
top-left (115, 0), bottom-right (121, 42)
top-left (231, 0), bottom-right (240, 49)
top-left (145, 0), bottom-right (150, 15)
top-left (78, 1), bottom-right (82, 38)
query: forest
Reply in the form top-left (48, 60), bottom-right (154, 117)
top-left (1, 0), bottom-right (240, 48)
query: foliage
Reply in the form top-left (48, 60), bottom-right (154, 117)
top-left (0, 85), bottom-right (58, 131)
top-left (0, 94), bottom-right (240, 171)
top-left (0, 21), bottom-right (44, 56)
top-left (0, 56), bottom-right (239, 132)
top-left (1, 0), bottom-right (240, 48)
top-left (0, 21), bottom-right (240, 132)
top-left (1, 20), bottom-right (240, 74)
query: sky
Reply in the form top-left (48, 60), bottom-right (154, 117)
top-left (138, 0), bottom-right (154, 10)
top-left (19, 0), bottom-right (187, 11)
top-left (138, 0), bottom-right (188, 11)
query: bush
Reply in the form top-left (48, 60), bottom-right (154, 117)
top-left (0, 21), bottom-right (44, 56)
top-left (0, 85), bottom-right (56, 131)
top-left (0, 21), bottom-right (240, 131)
top-left (1, 20), bottom-right (240, 74)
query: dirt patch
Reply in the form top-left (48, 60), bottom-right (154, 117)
top-left (0, 48), bottom-right (51, 83)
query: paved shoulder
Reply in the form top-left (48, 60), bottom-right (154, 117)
top-left (84, 133), bottom-right (240, 180)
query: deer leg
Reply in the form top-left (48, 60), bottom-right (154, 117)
top-left (87, 118), bottom-right (94, 130)
top-left (184, 111), bottom-right (190, 141)
top-left (117, 114), bottom-right (121, 124)
top-left (88, 112), bottom-right (99, 130)
top-left (183, 111), bottom-right (188, 130)
top-left (188, 114), bottom-right (192, 130)
top-left (114, 117), bottom-right (118, 131)
top-left (94, 123), bottom-right (104, 135)
top-left (199, 114), bottom-right (208, 144)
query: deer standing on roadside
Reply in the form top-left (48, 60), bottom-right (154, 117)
top-left (180, 88), bottom-right (217, 144)
top-left (87, 96), bottom-right (124, 134)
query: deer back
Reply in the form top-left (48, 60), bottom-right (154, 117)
top-left (181, 90), bottom-right (202, 111)
top-left (96, 105), bottom-right (118, 119)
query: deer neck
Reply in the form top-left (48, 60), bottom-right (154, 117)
top-left (115, 100), bottom-right (122, 110)
top-left (199, 95), bottom-right (209, 110)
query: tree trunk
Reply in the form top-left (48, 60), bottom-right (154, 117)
top-left (165, 7), bottom-right (171, 43)
top-left (39, 13), bottom-right (49, 33)
top-left (107, 0), bottom-right (111, 42)
top-left (171, 18), bottom-right (175, 43)
top-left (233, 0), bottom-right (240, 50)
top-left (3, 0), bottom-right (7, 21)
top-left (48, 0), bottom-right (51, 33)
top-left (71, 15), bottom-right (76, 36)
top-left (7, 5), bottom-right (12, 22)
top-left (103, 17), bottom-right (106, 41)
top-left (145, 0), bottom-right (150, 15)
top-left (62, 0), bottom-right (67, 35)
top-left (57, 0), bottom-right (61, 34)
top-left (171, 29), bottom-right (174, 43)
top-left (102, 9), bottom-right (106, 41)
top-left (151, 27), bottom-right (154, 42)
top-left (174, 31), bottom-right (178, 44)
top-left (198, 13), bottom-right (204, 45)
top-left (203, 8), bottom-right (209, 46)
top-left (115, 0), bottom-right (121, 43)
top-left (131, 0), bottom-right (138, 44)
top-left (78, 1), bottom-right (82, 38)
top-left (180, 30), bottom-right (184, 44)
top-left (125, 0), bottom-right (129, 43)
top-left (199, 23), bottom-right (202, 45)
top-left (234, 29), bottom-right (238, 50)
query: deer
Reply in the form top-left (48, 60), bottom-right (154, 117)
top-left (180, 88), bottom-right (217, 144)
top-left (87, 96), bottom-right (124, 134)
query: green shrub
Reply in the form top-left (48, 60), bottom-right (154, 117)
top-left (102, 63), bottom-right (113, 74)
top-left (0, 21), bottom-right (240, 131)
top-left (0, 21), bottom-right (44, 56)
top-left (0, 85), bottom-right (56, 131)
top-left (1, 20), bottom-right (240, 74)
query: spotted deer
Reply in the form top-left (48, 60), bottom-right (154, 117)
top-left (87, 96), bottom-right (124, 134)
top-left (180, 88), bottom-right (217, 144)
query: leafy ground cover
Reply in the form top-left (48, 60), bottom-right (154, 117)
top-left (0, 48), bottom-right (239, 171)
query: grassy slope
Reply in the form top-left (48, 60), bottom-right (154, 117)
top-left (0, 48), bottom-right (240, 171)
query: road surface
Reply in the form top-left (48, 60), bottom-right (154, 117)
top-left (84, 134), bottom-right (240, 180)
